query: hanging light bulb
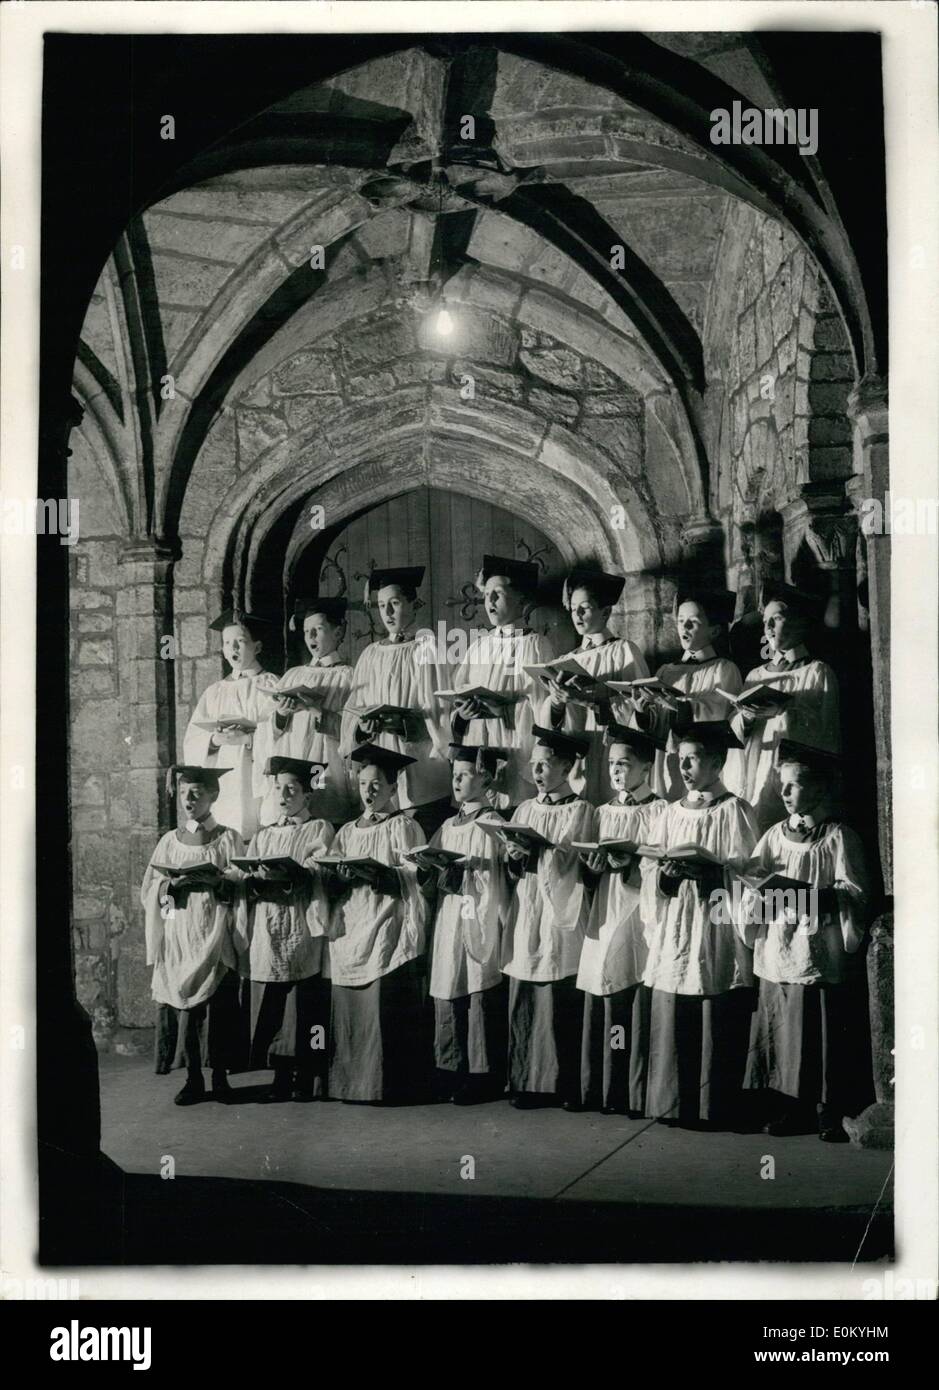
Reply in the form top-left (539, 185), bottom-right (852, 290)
top-left (435, 305), bottom-right (454, 337)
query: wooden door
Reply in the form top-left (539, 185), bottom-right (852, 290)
top-left (292, 487), bottom-right (576, 665)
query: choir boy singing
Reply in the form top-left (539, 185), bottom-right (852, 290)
top-left (730, 583), bottom-right (840, 831)
top-left (309, 745), bottom-right (431, 1104)
top-left (449, 554), bottom-right (552, 808)
top-left (738, 740), bottom-right (868, 1142)
top-left (575, 725), bottom-right (665, 1115)
top-left (182, 609), bottom-right (280, 840)
top-left (140, 766), bottom-right (243, 1106)
top-left (500, 727), bottom-right (596, 1109)
top-left (542, 568), bottom-right (649, 804)
top-left (640, 722), bottom-right (759, 1129)
top-left (233, 756), bottom-right (335, 1103)
top-left (425, 745), bottom-right (511, 1104)
top-left (254, 597), bottom-right (356, 829)
top-left (630, 588), bottom-right (744, 800)
top-left (340, 567), bottom-right (452, 837)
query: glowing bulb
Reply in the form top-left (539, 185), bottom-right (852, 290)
top-left (435, 306), bottom-right (454, 337)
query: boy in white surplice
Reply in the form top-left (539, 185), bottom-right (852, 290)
top-left (500, 726), bottom-right (596, 1109)
top-left (140, 765), bottom-right (243, 1106)
top-left (233, 757), bottom-right (335, 1102)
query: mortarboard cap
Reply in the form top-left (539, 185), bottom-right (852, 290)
top-left (760, 580), bottom-right (828, 623)
top-left (289, 597), bottom-right (348, 632)
top-left (448, 743), bottom-right (509, 777)
top-left (602, 721), bottom-right (661, 761)
top-left (265, 756), bottom-right (328, 783)
top-left (676, 720), bottom-right (744, 753)
top-left (774, 739), bottom-right (842, 776)
top-left (209, 607), bottom-right (272, 635)
top-left (366, 567), bottom-right (425, 601)
top-left (563, 568), bottom-right (626, 610)
top-left (475, 554), bottom-right (539, 596)
top-left (673, 587), bottom-right (737, 627)
top-left (530, 724), bottom-right (591, 762)
top-left (166, 765), bottom-right (230, 798)
top-left (348, 742), bottom-right (417, 777)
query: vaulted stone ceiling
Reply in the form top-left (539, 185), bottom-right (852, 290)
top-left (72, 38), bottom-right (865, 588)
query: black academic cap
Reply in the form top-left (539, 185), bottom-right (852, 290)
top-left (475, 554), bottom-right (539, 595)
top-left (366, 566), bottom-right (425, 598)
top-left (348, 742), bottom-right (417, 777)
top-left (676, 721), bottom-right (744, 753)
top-left (166, 765), bottom-right (230, 797)
top-left (760, 580), bottom-right (827, 622)
top-left (209, 607), bottom-right (272, 635)
top-left (530, 724), bottom-right (591, 761)
top-left (563, 568), bottom-right (625, 610)
top-left (289, 597), bottom-right (348, 631)
top-left (673, 588), bottom-right (737, 627)
top-left (602, 722), bottom-right (661, 760)
top-left (265, 756), bottom-right (328, 783)
top-left (774, 739), bottom-right (841, 775)
top-left (448, 743), bottom-right (509, 777)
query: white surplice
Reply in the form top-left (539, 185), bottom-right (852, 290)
top-left (730, 654), bottom-right (841, 831)
top-left (640, 791), bottom-right (759, 995)
top-left (339, 636), bottom-right (452, 809)
top-left (232, 816), bottom-right (335, 983)
top-left (538, 634), bottom-right (648, 803)
top-left (182, 665), bottom-right (280, 840)
top-left (140, 825), bottom-right (244, 1011)
top-left (308, 812), bottom-right (430, 987)
top-left (450, 626), bottom-right (553, 806)
top-left (500, 796), bottom-right (597, 982)
top-left (253, 653), bottom-right (356, 826)
top-left (634, 652), bottom-right (745, 801)
top-left (737, 819), bottom-right (868, 985)
top-left (576, 791), bottom-right (665, 996)
top-left (428, 809), bottom-right (509, 1000)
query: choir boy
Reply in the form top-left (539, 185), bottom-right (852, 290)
top-left (449, 554), bottom-right (552, 808)
top-left (738, 740), bottom-right (868, 1142)
top-left (542, 568), bottom-right (648, 804)
top-left (426, 745), bottom-right (510, 1104)
top-left (630, 588), bottom-right (744, 800)
top-left (640, 722), bottom-right (759, 1129)
top-left (575, 725), bottom-right (665, 1115)
top-left (340, 567), bottom-right (452, 837)
top-left (183, 609), bottom-right (280, 840)
top-left (140, 766), bottom-right (243, 1106)
top-left (500, 727), bottom-right (596, 1109)
top-left (730, 583), bottom-right (840, 831)
top-left (309, 745), bottom-right (431, 1104)
top-left (234, 757), bottom-right (335, 1102)
top-left (254, 597), bottom-right (356, 828)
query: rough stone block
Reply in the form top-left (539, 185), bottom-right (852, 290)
top-left (73, 806), bottom-right (109, 830)
top-left (285, 394), bottom-right (345, 434)
top-left (814, 315), bottom-right (849, 351)
top-left (769, 267), bottom-right (793, 344)
top-left (809, 381), bottom-right (851, 415)
top-left (809, 416), bottom-right (852, 446)
top-left (527, 387), bottom-right (579, 423)
top-left (173, 588), bottom-right (207, 614)
top-left (75, 832), bottom-right (131, 887)
top-left (71, 588), bottom-right (112, 610)
top-left (78, 612), bottom-right (113, 634)
top-left (342, 314), bottom-right (419, 369)
top-left (391, 358), bottom-right (449, 386)
top-left (777, 329), bottom-right (797, 376)
top-left (75, 773), bottom-right (107, 806)
top-left (810, 351), bottom-right (854, 382)
top-left (739, 307), bottom-right (756, 378)
top-left (809, 445), bottom-right (852, 479)
top-left (74, 894), bottom-right (108, 921)
top-left (236, 407), bottom-right (289, 468)
top-left (237, 376), bottom-right (272, 408)
top-left (580, 417), bottom-right (642, 475)
top-left (520, 346), bottom-right (583, 389)
top-left (75, 668), bottom-right (116, 698)
top-left (347, 369), bottom-right (398, 400)
top-left (452, 361), bottom-right (524, 404)
top-left (151, 253), bottom-right (232, 309)
top-left (755, 289), bottom-right (773, 367)
top-left (179, 615), bottom-right (208, 657)
top-left (273, 351), bottom-right (340, 396)
top-left (326, 389), bottom-right (425, 459)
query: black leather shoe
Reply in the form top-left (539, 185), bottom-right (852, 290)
top-left (174, 1079), bottom-right (206, 1106)
top-left (211, 1071), bottom-right (233, 1102)
top-left (819, 1123), bottom-right (849, 1143)
top-left (511, 1093), bottom-right (552, 1110)
top-left (601, 1104), bottom-right (627, 1116)
top-left (562, 1099), bottom-right (585, 1113)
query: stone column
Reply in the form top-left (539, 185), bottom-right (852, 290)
top-left (843, 376), bottom-right (892, 1149)
top-left (116, 538), bottom-right (178, 1034)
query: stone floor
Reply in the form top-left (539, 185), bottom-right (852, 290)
top-left (96, 1053), bottom-right (893, 1265)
